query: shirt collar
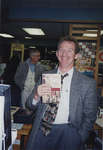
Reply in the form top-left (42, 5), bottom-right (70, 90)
top-left (57, 67), bottom-right (74, 76)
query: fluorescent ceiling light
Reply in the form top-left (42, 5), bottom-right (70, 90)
top-left (86, 29), bottom-right (103, 34)
top-left (83, 29), bottom-right (97, 37)
top-left (29, 46), bottom-right (36, 48)
top-left (22, 28), bottom-right (45, 35)
top-left (86, 29), bottom-right (97, 32)
top-left (83, 33), bottom-right (97, 37)
top-left (25, 36), bottom-right (32, 39)
top-left (83, 29), bottom-right (103, 37)
top-left (0, 33), bottom-right (14, 38)
top-left (101, 30), bottom-right (103, 35)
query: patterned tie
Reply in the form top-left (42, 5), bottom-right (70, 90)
top-left (41, 73), bottom-right (68, 136)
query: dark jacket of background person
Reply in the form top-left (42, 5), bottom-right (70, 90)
top-left (1, 55), bottom-right (20, 85)
top-left (14, 59), bottom-right (47, 91)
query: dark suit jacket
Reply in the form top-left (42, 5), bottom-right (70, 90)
top-left (26, 68), bottom-right (97, 150)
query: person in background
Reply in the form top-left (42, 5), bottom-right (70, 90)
top-left (25, 36), bottom-right (97, 150)
top-left (15, 48), bottom-right (47, 109)
top-left (1, 55), bottom-right (20, 85)
top-left (0, 55), bottom-right (21, 106)
top-left (0, 57), bottom-right (6, 83)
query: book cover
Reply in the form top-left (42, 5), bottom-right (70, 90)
top-left (42, 74), bottom-right (61, 103)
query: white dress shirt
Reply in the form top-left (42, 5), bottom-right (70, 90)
top-left (54, 68), bottom-right (73, 124)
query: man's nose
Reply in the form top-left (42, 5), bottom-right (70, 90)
top-left (62, 51), bottom-right (67, 56)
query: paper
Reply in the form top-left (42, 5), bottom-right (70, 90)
top-left (42, 74), bottom-right (61, 103)
top-left (0, 84), bottom-right (12, 149)
top-left (0, 96), bottom-right (5, 150)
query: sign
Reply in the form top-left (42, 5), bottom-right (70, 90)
top-left (99, 50), bottom-right (103, 63)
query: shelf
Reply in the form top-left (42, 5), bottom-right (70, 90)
top-left (97, 86), bottom-right (103, 88)
top-left (69, 23), bottom-right (101, 88)
top-left (72, 36), bottom-right (97, 41)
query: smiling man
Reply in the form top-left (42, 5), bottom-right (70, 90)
top-left (26, 36), bottom-right (97, 150)
top-left (15, 48), bottom-right (47, 109)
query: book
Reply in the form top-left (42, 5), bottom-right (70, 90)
top-left (42, 74), bottom-right (61, 103)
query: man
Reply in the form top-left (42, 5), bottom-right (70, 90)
top-left (15, 48), bottom-right (47, 109)
top-left (26, 36), bottom-right (97, 150)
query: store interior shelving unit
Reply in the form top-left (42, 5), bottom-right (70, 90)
top-left (69, 24), bottom-right (102, 90)
top-left (10, 43), bottom-right (24, 63)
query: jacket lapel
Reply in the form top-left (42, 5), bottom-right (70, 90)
top-left (69, 69), bottom-right (80, 121)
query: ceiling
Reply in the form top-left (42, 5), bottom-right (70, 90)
top-left (1, 0), bottom-right (103, 50)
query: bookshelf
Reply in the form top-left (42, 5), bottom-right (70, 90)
top-left (69, 24), bottom-right (101, 88)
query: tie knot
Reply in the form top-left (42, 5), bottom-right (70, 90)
top-left (61, 73), bottom-right (68, 84)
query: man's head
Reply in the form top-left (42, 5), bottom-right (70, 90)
top-left (56, 36), bottom-right (80, 70)
top-left (29, 48), bottom-right (40, 64)
top-left (57, 36), bottom-right (80, 54)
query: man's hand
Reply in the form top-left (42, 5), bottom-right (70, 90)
top-left (37, 84), bottom-right (51, 103)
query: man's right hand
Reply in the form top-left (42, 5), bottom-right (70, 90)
top-left (37, 84), bottom-right (51, 103)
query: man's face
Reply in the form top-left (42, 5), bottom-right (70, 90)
top-left (56, 41), bottom-right (78, 68)
top-left (30, 52), bottom-right (40, 64)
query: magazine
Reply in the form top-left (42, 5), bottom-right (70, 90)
top-left (42, 74), bottom-right (61, 103)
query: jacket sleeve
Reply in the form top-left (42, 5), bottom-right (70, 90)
top-left (14, 62), bottom-right (24, 90)
top-left (25, 77), bottom-right (42, 111)
top-left (78, 80), bottom-right (97, 143)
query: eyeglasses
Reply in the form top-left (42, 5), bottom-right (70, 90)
top-left (31, 54), bottom-right (40, 57)
top-left (57, 48), bottom-right (75, 54)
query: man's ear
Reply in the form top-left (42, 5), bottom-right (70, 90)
top-left (75, 53), bottom-right (81, 60)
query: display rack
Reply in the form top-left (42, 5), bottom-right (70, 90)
top-left (10, 43), bottom-right (24, 62)
top-left (69, 24), bottom-right (101, 88)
